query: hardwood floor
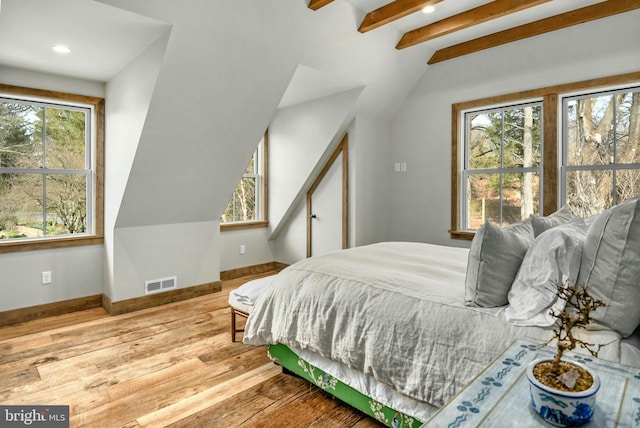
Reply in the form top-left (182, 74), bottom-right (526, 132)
top-left (0, 274), bottom-right (383, 427)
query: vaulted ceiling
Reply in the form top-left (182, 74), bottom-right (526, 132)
top-left (313, 0), bottom-right (640, 64)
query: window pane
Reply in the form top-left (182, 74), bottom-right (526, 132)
top-left (468, 112), bottom-right (501, 170)
top-left (0, 101), bottom-right (43, 169)
top-left (236, 176), bottom-right (256, 221)
top-left (567, 96), bottom-right (615, 166)
top-left (46, 174), bottom-right (87, 235)
top-left (468, 106), bottom-right (541, 171)
top-left (466, 172), bottom-right (539, 229)
top-left (615, 168), bottom-right (640, 204)
top-left (221, 176), bottom-right (257, 222)
top-left (565, 169), bottom-right (613, 217)
top-left (466, 173), bottom-right (501, 228)
top-left (616, 91), bottom-right (640, 164)
top-left (45, 108), bottom-right (87, 170)
top-left (0, 173), bottom-right (44, 239)
top-left (503, 172), bottom-right (540, 224)
top-left (221, 140), bottom-right (265, 224)
top-left (503, 105), bottom-right (541, 169)
top-left (244, 153), bottom-right (255, 174)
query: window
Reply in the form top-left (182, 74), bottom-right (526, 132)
top-left (220, 132), bottom-right (268, 229)
top-left (451, 72), bottom-right (640, 240)
top-left (562, 88), bottom-right (640, 218)
top-left (0, 85), bottom-right (103, 252)
top-left (462, 102), bottom-right (543, 229)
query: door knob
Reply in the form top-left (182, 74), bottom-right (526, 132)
top-left (310, 214), bottom-right (317, 219)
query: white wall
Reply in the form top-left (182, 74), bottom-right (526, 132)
top-left (272, 197), bottom-right (307, 266)
top-left (389, 10), bottom-right (640, 247)
top-left (0, 65), bottom-right (105, 98)
top-left (104, 31), bottom-right (170, 300)
top-left (350, 116), bottom-right (391, 247)
top-left (0, 67), bottom-right (105, 311)
top-left (98, 0), bottom-right (430, 275)
top-left (0, 245), bottom-right (103, 312)
top-left (219, 227), bottom-right (275, 272)
top-left (272, 114), bottom-right (393, 264)
top-left (113, 221), bottom-right (219, 301)
top-left (269, 88), bottom-right (363, 236)
top-left (268, 89), bottom-right (362, 263)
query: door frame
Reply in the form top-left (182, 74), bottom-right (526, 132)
top-left (306, 134), bottom-right (349, 257)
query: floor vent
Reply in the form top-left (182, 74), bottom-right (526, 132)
top-left (145, 276), bottom-right (177, 295)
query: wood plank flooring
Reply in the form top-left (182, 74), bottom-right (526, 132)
top-left (0, 274), bottom-right (383, 427)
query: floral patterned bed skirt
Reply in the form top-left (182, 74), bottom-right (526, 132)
top-left (267, 343), bottom-right (422, 428)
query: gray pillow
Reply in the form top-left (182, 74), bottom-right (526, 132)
top-left (577, 197), bottom-right (640, 337)
top-left (530, 204), bottom-right (577, 237)
top-left (465, 218), bottom-right (534, 307)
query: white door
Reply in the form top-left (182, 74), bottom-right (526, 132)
top-left (310, 152), bottom-right (343, 257)
top-left (306, 134), bottom-right (348, 258)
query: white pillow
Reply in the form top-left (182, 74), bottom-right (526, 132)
top-left (505, 217), bottom-right (588, 326)
top-left (465, 218), bottom-right (534, 307)
top-left (577, 197), bottom-right (640, 337)
top-left (530, 204), bottom-right (577, 237)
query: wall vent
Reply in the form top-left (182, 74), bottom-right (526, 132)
top-left (145, 275), bottom-right (177, 295)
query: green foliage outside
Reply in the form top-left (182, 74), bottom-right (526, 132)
top-left (466, 104), bottom-right (542, 228)
top-left (466, 89), bottom-right (640, 229)
top-left (0, 100), bottom-right (88, 240)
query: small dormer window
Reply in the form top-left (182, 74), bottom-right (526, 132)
top-left (220, 131), bottom-right (268, 230)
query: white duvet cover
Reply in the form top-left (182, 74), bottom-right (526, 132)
top-left (243, 242), bottom-right (624, 408)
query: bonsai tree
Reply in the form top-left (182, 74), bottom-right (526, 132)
top-left (537, 283), bottom-right (606, 391)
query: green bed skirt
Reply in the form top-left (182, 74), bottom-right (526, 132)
top-left (267, 343), bottom-right (424, 428)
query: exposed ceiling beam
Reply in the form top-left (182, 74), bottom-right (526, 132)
top-left (308, 0), bottom-right (334, 11)
top-left (358, 0), bottom-right (443, 33)
top-left (428, 0), bottom-right (640, 64)
top-left (397, 0), bottom-right (551, 50)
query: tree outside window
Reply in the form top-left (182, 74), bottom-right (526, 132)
top-left (452, 74), bottom-right (640, 239)
top-left (563, 89), bottom-right (640, 217)
top-left (220, 134), bottom-right (265, 224)
top-left (463, 103), bottom-right (542, 229)
top-left (0, 98), bottom-right (92, 241)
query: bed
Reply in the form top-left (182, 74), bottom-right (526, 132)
top-left (243, 198), bottom-right (640, 427)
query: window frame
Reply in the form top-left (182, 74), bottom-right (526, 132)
top-left (0, 84), bottom-right (104, 253)
top-left (220, 130), bottom-right (268, 231)
top-left (461, 100), bottom-right (544, 229)
top-left (560, 86), bottom-right (640, 216)
top-left (451, 71), bottom-right (640, 240)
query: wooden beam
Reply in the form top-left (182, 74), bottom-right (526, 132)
top-left (308, 0), bottom-right (333, 10)
top-left (428, 0), bottom-right (640, 64)
top-left (397, 0), bottom-right (551, 49)
top-left (358, 0), bottom-right (443, 33)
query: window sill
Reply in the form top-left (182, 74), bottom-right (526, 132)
top-left (0, 235), bottom-right (104, 254)
top-left (449, 229), bottom-right (475, 241)
top-left (220, 221), bottom-right (268, 232)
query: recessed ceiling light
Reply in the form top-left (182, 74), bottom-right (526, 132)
top-left (52, 45), bottom-right (71, 54)
top-left (422, 5), bottom-right (435, 14)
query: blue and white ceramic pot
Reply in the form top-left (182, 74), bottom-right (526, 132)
top-left (526, 358), bottom-right (600, 427)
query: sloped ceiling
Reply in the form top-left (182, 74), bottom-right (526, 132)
top-left (278, 64), bottom-right (363, 109)
top-left (0, 0), bottom-right (169, 82)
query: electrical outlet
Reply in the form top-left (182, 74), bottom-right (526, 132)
top-left (42, 271), bottom-right (52, 285)
top-left (240, 244), bottom-right (246, 255)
